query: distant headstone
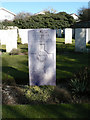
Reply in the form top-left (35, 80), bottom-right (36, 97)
top-left (75, 28), bottom-right (86, 52)
top-left (6, 30), bottom-right (17, 52)
top-left (18, 29), bottom-right (30, 44)
top-left (28, 29), bottom-right (56, 86)
top-left (56, 29), bottom-right (62, 38)
top-left (65, 28), bottom-right (72, 44)
top-left (0, 30), bottom-right (7, 45)
top-left (86, 28), bottom-right (90, 44)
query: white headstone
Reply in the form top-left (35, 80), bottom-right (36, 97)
top-left (75, 28), bottom-right (86, 52)
top-left (65, 28), bottom-right (72, 44)
top-left (86, 28), bottom-right (90, 44)
top-left (6, 30), bottom-right (17, 52)
top-left (18, 29), bottom-right (31, 44)
top-left (0, 30), bottom-right (7, 45)
top-left (28, 29), bottom-right (56, 86)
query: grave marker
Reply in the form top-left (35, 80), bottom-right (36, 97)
top-left (65, 28), bottom-right (72, 44)
top-left (0, 30), bottom-right (7, 45)
top-left (6, 30), bottom-right (17, 52)
top-left (75, 28), bottom-right (86, 52)
top-left (18, 29), bottom-right (30, 44)
top-left (28, 29), bottom-right (56, 86)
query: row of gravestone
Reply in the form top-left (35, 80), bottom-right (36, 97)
top-left (0, 28), bottom-right (90, 86)
top-left (0, 28), bottom-right (90, 49)
top-left (56, 28), bottom-right (90, 44)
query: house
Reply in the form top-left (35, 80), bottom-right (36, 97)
top-left (34, 11), bottom-right (45, 15)
top-left (0, 8), bottom-right (16, 21)
top-left (70, 13), bottom-right (79, 21)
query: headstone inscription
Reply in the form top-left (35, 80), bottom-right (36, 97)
top-left (28, 29), bottom-right (56, 86)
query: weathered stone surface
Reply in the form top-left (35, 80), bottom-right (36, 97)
top-left (28, 29), bottom-right (56, 86)
top-left (18, 29), bottom-right (31, 44)
top-left (6, 30), bottom-right (17, 52)
top-left (86, 28), bottom-right (90, 44)
top-left (65, 28), bottom-right (72, 44)
top-left (75, 28), bottom-right (86, 52)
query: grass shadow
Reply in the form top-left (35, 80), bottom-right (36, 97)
top-left (2, 66), bottom-right (29, 85)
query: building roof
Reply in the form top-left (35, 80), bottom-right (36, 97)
top-left (0, 7), bottom-right (16, 16)
top-left (70, 13), bottom-right (79, 17)
top-left (34, 11), bottom-right (45, 15)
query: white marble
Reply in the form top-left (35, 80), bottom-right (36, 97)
top-left (6, 30), bottom-right (17, 52)
top-left (0, 30), bottom-right (7, 45)
top-left (65, 28), bottom-right (72, 44)
top-left (28, 29), bottom-right (56, 86)
top-left (18, 29), bottom-right (31, 44)
top-left (75, 28), bottom-right (86, 52)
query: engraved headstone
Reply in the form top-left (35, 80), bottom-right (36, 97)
top-left (28, 29), bottom-right (56, 86)
top-left (18, 29), bottom-right (31, 44)
top-left (65, 28), bottom-right (72, 44)
top-left (6, 30), bottom-right (17, 52)
top-left (75, 28), bottom-right (86, 52)
top-left (86, 28), bottom-right (90, 44)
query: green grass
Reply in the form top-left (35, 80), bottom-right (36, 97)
top-left (2, 38), bottom-right (89, 84)
top-left (2, 54), bottom-right (29, 85)
top-left (2, 104), bottom-right (90, 118)
top-left (1, 38), bottom-right (90, 118)
top-left (56, 38), bottom-right (89, 83)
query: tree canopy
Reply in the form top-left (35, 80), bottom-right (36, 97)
top-left (78, 7), bottom-right (90, 22)
top-left (13, 12), bottom-right (75, 29)
top-left (0, 11), bottom-right (75, 29)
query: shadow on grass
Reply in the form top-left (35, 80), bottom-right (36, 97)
top-left (2, 104), bottom-right (90, 118)
top-left (2, 66), bottom-right (29, 85)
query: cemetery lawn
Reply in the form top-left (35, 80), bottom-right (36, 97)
top-left (2, 38), bottom-right (90, 118)
top-left (2, 104), bottom-right (90, 118)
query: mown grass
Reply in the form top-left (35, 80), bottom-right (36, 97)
top-left (2, 104), bottom-right (90, 118)
top-left (1, 38), bottom-right (90, 118)
top-left (2, 38), bottom-right (89, 85)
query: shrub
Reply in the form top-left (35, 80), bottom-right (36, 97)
top-left (69, 67), bottom-right (89, 96)
top-left (9, 48), bottom-right (21, 55)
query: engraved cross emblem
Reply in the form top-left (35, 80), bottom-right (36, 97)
top-left (37, 44), bottom-right (47, 62)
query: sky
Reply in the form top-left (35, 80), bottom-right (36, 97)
top-left (0, 2), bottom-right (89, 15)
